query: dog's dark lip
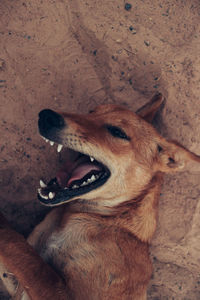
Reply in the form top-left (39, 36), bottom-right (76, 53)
top-left (38, 171), bottom-right (110, 206)
top-left (38, 135), bottom-right (111, 206)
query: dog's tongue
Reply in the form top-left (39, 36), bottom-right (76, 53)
top-left (56, 162), bottom-right (101, 188)
top-left (67, 163), bottom-right (100, 186)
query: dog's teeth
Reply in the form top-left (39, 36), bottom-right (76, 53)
top-left (71, 173), bottom-right (100, 189)
top-left (41, 136), bottom-right (48, 142)
top-left (57, 144), bottom-right (63, 153)
top-left (90, 175), bottom-right (96, 182)
top-left (40, 180), bottom-right (47, 188)
top-left (38, 188), bottom-right (48, 199)
top-left (49, 192), bottom-right (55, 199)
top-left (38, 188), bottom-right (42, 196)
top-left (90, 156), bottom-right (94, 162)
top-left (43, 138), bottom-right (49, 143)
top-left (72, 184), bottom-right (79, 189)
top-left (50, 141), bottom-right (54, 146)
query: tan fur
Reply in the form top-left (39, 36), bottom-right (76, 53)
top-left (0, 93), bottom-right (199, 300)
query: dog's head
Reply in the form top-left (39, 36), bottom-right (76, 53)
top-left (37, 93), bottom-right (200, 209)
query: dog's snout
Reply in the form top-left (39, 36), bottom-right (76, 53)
top-left (38, 109), bottom-right (65, 134)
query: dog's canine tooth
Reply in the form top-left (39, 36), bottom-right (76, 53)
top-left (50, 141), bottom-right (54, 146)
top-left (40, 180), bottom-right (47, 188)
top-left (90, 156), bottom-right (94, 162)
top-left (57, 144), bottom-right (63, 153)
top-left (81, 181), bottom-right (87, 187)
top-left (49, 192), bottom-right (55, 199)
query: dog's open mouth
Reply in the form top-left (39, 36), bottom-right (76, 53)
top-left (38, 137), bottom-right (110, 206)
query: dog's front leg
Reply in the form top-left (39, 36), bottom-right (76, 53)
top-left (0, 212), bottom-right (68, 300)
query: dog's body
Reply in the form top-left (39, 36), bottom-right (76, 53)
top-left (0, 94), bottom-right (199, 300)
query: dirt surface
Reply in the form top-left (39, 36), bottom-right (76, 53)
top-left (0, 0), bottom-right (200, 299)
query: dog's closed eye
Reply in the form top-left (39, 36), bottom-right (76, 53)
top-left (105, 124), bottom-right (130, 141)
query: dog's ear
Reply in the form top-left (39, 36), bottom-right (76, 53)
top-left (136, 93), bottom-right (165, 123)
top-left (156, 140), bottom-right (200, 173)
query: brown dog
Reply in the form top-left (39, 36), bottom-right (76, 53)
top-left (0, 94), bottom-right (200, 300)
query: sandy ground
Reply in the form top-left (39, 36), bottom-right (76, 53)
top-left (0, 0), bottom-right (200, 299)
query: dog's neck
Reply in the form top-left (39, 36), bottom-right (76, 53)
top-left (68, 173), bottom-right (163, 243)
top-left (115, 173), bottom-right (163, 242)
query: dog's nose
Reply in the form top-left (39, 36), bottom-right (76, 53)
top-left (38, 109), bottom-right (65, 134)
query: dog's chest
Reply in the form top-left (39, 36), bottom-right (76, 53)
top-left (28, 212), bottom-right (152, 299)
top-left (34, 215), bottom-right (98, 276)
